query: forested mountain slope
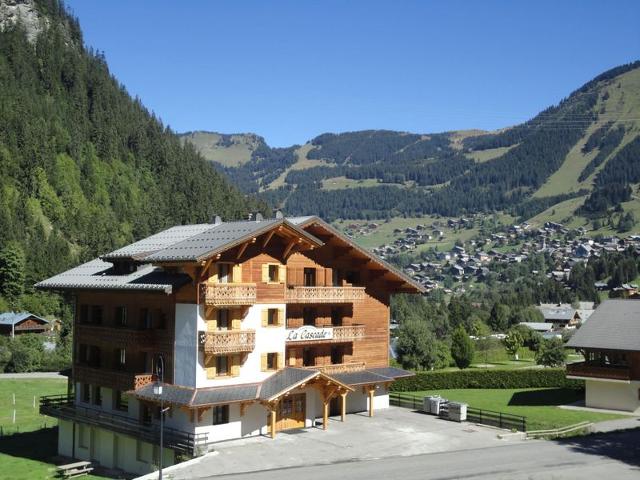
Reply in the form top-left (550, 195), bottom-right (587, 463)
top-left (0, 0), bottom-right (261, 314)
top-left (184, 62), bottom-right (640, 222)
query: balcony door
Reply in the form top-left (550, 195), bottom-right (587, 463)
top-left (303, 268), bottom-right (316, 287)
top-left (218, 264), bottom-right (231, 284)
top-left (217, 309), bottom-right (230, 331)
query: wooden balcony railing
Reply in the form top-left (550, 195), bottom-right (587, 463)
top-left (285, 324), bottom-right (365, 344)
top-left (200, 329), bottom-right (256, 355)
top-left (75, 324), bottom-right (161, 347)
top-left (566, 362), bottom-right (632, 381)
top-left (285, 286), bottom-right (365, 304)
top-left (306, 362), bottom-right (367, 375)
top-left (74, 365), bottom-right (157, 391)
top-left (201, 283), bottom-right (257, 306)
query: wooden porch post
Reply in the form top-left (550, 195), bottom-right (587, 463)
top-left (368, 387), bottom-right (375, 417)
top-left (340, 392), bottom-right (347, 422)
top-left (270, 406), bottom-right (277, 439)
top-left (322, 400), bottom-right (329, 430)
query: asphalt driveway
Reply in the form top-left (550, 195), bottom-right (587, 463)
top-left (152, 406), bottom-right (522, 479)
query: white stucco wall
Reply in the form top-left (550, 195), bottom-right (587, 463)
top-left (346, 385), bottom-right (389, 413)
top-left (195, 303), bottom-right (286, 388)
top-left (175, 303), bottom-right (199, 387)
top-left (585, 379), bottom-right (640, 413)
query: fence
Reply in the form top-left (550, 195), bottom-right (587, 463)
top-left (389, 392), bottom-right (527, 432)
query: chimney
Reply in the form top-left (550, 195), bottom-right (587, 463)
top-left (275, 210), bottom-right (284, 219)
top-left (255, 213), bottom-right (264, 222)
top-left (211, 215), bottom-right (222, 225)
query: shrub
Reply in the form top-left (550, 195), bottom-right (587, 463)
top-left (451, 326), bottom-right (474, 369)
top-left (390, 368), bottom-right (583, 392)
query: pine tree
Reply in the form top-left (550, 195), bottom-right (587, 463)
top-left (450, 326), bottom-right (474, 369)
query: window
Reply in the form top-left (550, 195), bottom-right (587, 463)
top-left (268, 264), bottom-right (279, 282)
top-left (79, 305), bottom-right (89, 324)
top-left (157, 311), bottom-right (167, 330)
top-left (217, 309), bottom-right (230, 331)
top-left (91, 305), bottom-right (103, 325)
top-left (141, 308), bottom-right (152, 329)
top-left (331, 308), bottom-right (342, 327)
top-left (267, 352), bottom-right (277, 370)
top-left (81, 383), bottom-right (90, 403)
top-left (115, 306), bottom-right (127, 327)
top-left (346, 271), bottom-right (360, 285)
top-left (216, 356), bottom-right (229, 376)
top-left (212, 405), bottom-right (229, 425)
top-left (92, 386), bottom-right (102, 406)
top-left (78, 344), bottom-right (87, 365)
top-left (303, 268), bottom-right (316, 287)
top-left (141, 404), bottom-right (152, 425)
top-left (115, 348), bottom-right (126, 370)
top-left (79, 424), bottom-right (89, 448)
top-left (303, 307), bottom-right (315, 326)
top-left (303, 348), bottom-right (314, 367)
top-left (218, 263), bottom-right (230, 284)
top-left (331, 346), bottom-right (343, 365)
top-left (267, 309), bottom-right (278, 326)
top-left (114, 390), bottom-right (128, 412)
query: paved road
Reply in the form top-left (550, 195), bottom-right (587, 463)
top-left (191, 429), bottom-right (640, 480)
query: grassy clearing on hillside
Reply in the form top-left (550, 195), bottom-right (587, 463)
top-left (404, 388), bottom-right (627, 430)
top-left (268, 144), bottom-right (330, 189)
top-left (321, 177), bottom-right (387, 190)
top-left (0, 379), bottom-right (106, 479)
top-left (465, 145), bottom-right (516, 163)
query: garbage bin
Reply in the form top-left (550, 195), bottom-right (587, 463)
top-left (448, 402), bottom-right (468, 422)
top-left (430, 397), bottom-right (446, 415)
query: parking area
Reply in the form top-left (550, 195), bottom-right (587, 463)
top-left (155, 406), bottom-right (524, 479)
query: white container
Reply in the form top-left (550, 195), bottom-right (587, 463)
top-left (448, 402), bottom-right (468, 422)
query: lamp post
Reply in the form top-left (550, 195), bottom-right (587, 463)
top-left (152, 355), bottom-right (165, 480)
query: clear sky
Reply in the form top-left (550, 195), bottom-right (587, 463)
top-left (66, 0), bottom-right (639, 147)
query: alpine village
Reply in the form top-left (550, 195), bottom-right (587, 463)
top-left (0, 1), bottom-right (639, 479)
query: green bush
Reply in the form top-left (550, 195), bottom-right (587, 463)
top-left (390, 368), bottom-right (584, 392)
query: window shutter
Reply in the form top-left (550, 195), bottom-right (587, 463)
top-left (232, 264), bottom-right (242, 283)
top-left (209, 263), bottom-right (218, 284)
top-left (288, 354), bottom-right (296, 367)
top-left (231, 309), bottom-right (242, 331)
top-left (207, 318), bottom-right (217, 332)
top-left (231, 355), bottom-right (240, 377)
top-left (260, 353), bottom-right (268, 372)
top-left (277, 308), bottom-right (285, 326)
top-left (205, 355), bottom-right (216, 379)
top-left (277, 352), bottom-right (285, 370)
top-left (261, 264), bottom-right (269, 282)
top-left (278, 265), bottom-right (286, 284)
top-left (261, 309), bottom-right (268, 327)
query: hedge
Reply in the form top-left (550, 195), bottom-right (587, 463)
top-left (390, 368), bottom-right (584, 391)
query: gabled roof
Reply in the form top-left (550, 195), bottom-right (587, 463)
top-left (567, 299), bottom-right (640, 351)
top-left (35, 258), bottom-right (192, 293)
top-left (290, 216), bottom-right (425, 294)
top-left (259, 367), bottom-right (353, 401)
top-left (0, 312), bottom-right (49, 326)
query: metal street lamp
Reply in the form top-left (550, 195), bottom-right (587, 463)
top-left (153, 355), bottom-right (165, 480)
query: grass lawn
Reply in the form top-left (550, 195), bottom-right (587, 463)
top-left (403, 388), bottom-right (627, 431)
top-left (0, 379), bottom-right (106, 479)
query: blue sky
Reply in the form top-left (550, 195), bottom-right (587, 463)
top-left (66, 0), bottom-right (639, 147)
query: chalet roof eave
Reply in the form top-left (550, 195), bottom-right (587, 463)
top-left (294, 216), bottom-right (426, 294)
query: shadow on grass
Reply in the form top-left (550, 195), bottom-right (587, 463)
top-left (557, 428), bottom-right (640, 468)
top-left (0, 426), bottom-right (58, 462)
top-left (508, 388), bottom-right (583, 407)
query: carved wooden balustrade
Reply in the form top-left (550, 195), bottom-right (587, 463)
top-left (201, 330), bottom-right (256, 355)
top-left (74, 365), bottom-right (157, 391)
top-left (201, 283), bottom-right (257, 306)
top-left (566, 362), bottom-right (631, 381)
top-left (285, 286), bottom-right (365, 304)
top-left (306, 362), bottom-right (367, 374)
top-left (286, 325), bottom-right (365, 344)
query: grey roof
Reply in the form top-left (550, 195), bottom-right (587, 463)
top-left (131, 382), bottom-right (260, 407)
top-left (537, 304), bottom-right (576, 321)
top-left (35, 259), bottom-right (191, 293)
top-left (145, 219), bottom-right (323, 262)
top-left (366, 367), bottom-right (414, 379)
top-left (102, 224), bottom-right (213, 261)
top-left (567, 299), bottom-right (640, 351)
top-left (259, 367), bottom-right (318, 401)
top-left (0, 312), bottom-right (49, 326)
top-left (331, 370), bottom-right (391, 386)
top-left (519, 322), bottom-right (554, 332)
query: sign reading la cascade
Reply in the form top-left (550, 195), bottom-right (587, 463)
top-left (286, 325), bottom-right (333, 342)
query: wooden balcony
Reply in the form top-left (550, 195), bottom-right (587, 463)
top-left (74, 365), bottom-right (156, 391)
top-left (75, 324), bottom-right (161, 347)
top-left (200, 329), bottom-right (256, 355)
top-left (566, 362), bottom-right (632, 382)
top-left (40, 394), bottom-right (208, 455)
top-left (306, 362), bottom-right (366, 374)
top-left (201, 283), bottom-right (257, 306)
top-left (285, 324), bottom-right (365, 344)
top-left (285, 286), bottom-right (365, 304)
